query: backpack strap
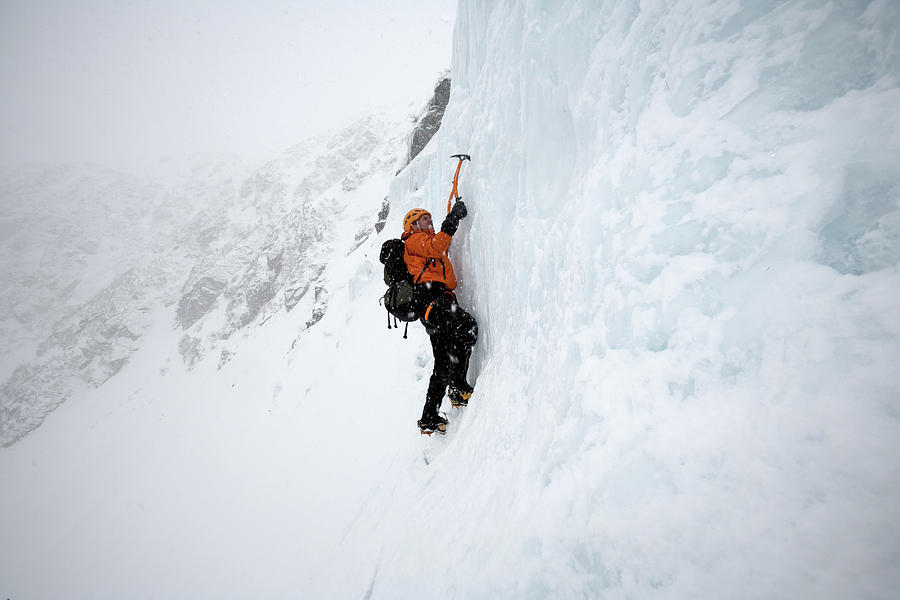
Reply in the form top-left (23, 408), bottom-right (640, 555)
top-left (385, 287), bottom-right (396, 329)
top-left (414, 258), bottom-right (435, 284)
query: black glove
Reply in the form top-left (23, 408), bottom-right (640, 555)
top-left (441, 200), bottom-right (468, 236)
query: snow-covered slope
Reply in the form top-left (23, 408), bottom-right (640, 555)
top-left (2, 1), bottom-right (900, 599)
top-left (0, 99), bottom-right (439, 597)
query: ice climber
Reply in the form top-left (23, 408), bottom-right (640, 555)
top-left (402, 201), bottom-right (478, 434)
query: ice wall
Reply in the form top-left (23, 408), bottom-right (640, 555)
top-left (365, 1), bottom-right (900, 597)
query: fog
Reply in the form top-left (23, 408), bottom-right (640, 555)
top-left (0, 0), bottom-right (455, 170)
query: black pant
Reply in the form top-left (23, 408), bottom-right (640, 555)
top-left (421, 294), bottom-right (478, 420)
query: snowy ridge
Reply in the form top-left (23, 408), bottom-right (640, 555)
top-left (175, 113), bottom-right (409, 367)
top-left (0, 113), bottom-right (410, 447)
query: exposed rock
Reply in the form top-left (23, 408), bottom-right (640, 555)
top-left (217, 349), bottom-right (234, 370)
top-left (179, 334), bottom-right (202, 367)
top-left (375, 196), bottom-right (390, 233)
top-left (349, 227), bottom-right (372, 254)
top-left (1, 262), bottom-right (174, 446)
top-left (305, 286), bottom-right (329, 329)
top-left (405, 75), bottom-right (451, 167)
top-left (0, 107), bottom-right (416, 446)
top-left (177, 276), bottom-right (226, 329)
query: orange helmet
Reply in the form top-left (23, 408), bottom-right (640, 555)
top-left (402, 208), bottom-right (431, 233)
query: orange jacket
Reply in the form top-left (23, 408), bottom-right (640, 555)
top-left (403, 229), bottom-right (457, 290)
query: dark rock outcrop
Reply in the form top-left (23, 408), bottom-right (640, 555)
top-left (177, 276), bottom-right (227, 329)
top-left (405, 76), bottom-right (451, 167)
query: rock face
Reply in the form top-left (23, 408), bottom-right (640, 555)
top-left (374, 197), bottom-right (391, 233)
top-left (405, 75), bottom-right (451, 166)
top-left (177, 276), bottom-right (227, 329)
top-left (2, 261), bottom-right (172, 446)
top-left (1, 111), bottom-right (410, 446)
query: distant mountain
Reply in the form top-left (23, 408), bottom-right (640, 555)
top-left (0, 157), bottom-right (246, 445)
top-left (1, 76), bottom-right (452, 447)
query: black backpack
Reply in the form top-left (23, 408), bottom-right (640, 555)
top-left (379, 239), bottom-right (421, 329)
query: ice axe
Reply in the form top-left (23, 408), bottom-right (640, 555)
top-left (447, 154), bottom-right (471, 214)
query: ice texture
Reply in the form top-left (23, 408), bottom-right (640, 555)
top-left (1, 1), bottom-right (899, 598)
top-left (352, 1), bottom-right (900, 597)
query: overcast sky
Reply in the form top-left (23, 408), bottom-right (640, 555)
top-left (0, 0), bottom-right (456, 169)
